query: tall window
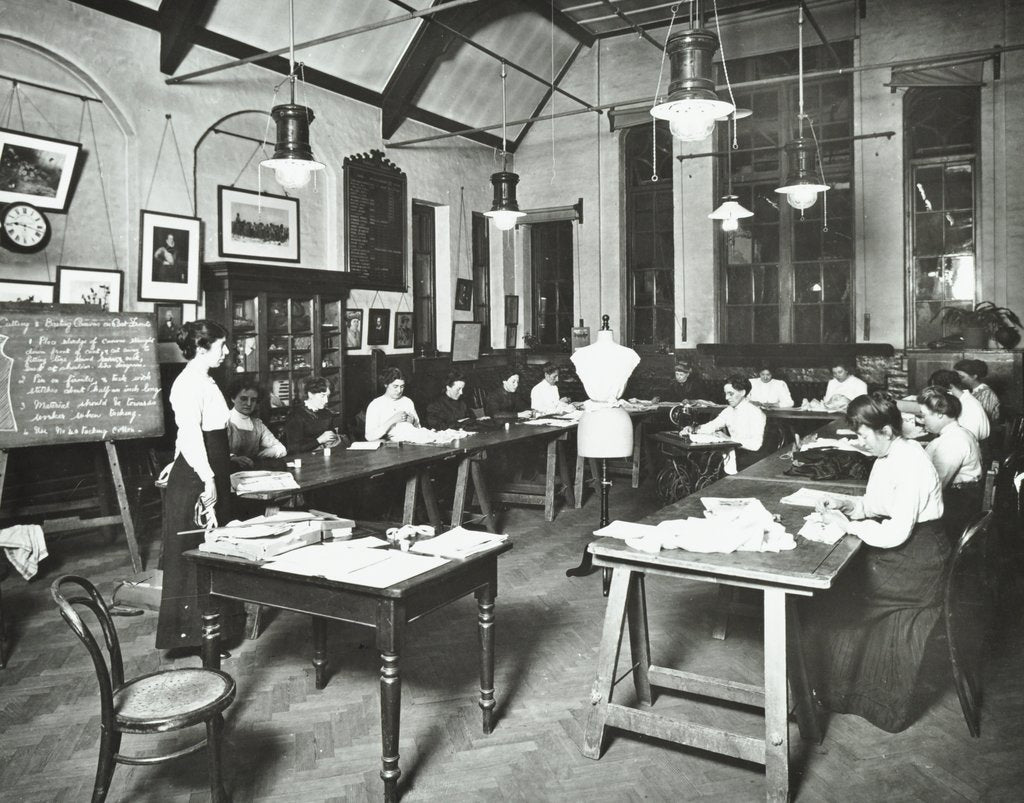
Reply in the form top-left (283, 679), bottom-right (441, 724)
top-left (720, 44), bottom-right (854, 343)
top-left (471, 212), bottom-right (491, 351)
top-left (625, 122), bottom-right (674, 347)
top-left (530, 220), bottom-right (573, 348)
top-left (411, 202), bottom-right (436, 353)
top-left (905, 86), bottom-right (979, 347)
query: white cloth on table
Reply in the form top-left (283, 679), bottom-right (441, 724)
top-left (824, 375), bottom-right (868, 406)
top-left (748, 378), bottom-right (794, 408)
top-left (364, 395), bottom-right (420, 440)
top-left (0, 523), bottom-right (48, 579)
top-left (846, 437), bottom-right (943, 549)
top-left (955, 389), bottom-right (990, 443)
top-left (926, 421), bottom-right (981, 488)
top-left (170, 362), bottom-right (230, 483)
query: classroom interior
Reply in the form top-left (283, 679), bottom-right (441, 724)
top-left (2, 1), bottom-right (1024, 801)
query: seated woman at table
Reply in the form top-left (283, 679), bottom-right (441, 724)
top-left (226, 377), bottom-right (287, 468)
top-left (804, 391), bottom-right (947, 733)
top-left (823, 361), bottom-right (868, 410)
top-left (928, 369), bottom-right (990, 444)
top-left (530, 362), bottom-right (573, 415)
top-left (425, 370), bottom-right (475, 430)
top-left (918, 386), bottom-right (982, 542)
top-left (484, 369), bottom-right (529, 419)
top-left (652, 358), bottom-right (707, 403)
top-left (686, 374), bottom-right (767, 471)
top-left (747, 364), bottom-right (794, 409)
top-left (284, 376), bottom-right (346, 453)
top-left (365, 367), bottom-right (421, 440)
top-left (954, 358), bottom-right (1001, 425)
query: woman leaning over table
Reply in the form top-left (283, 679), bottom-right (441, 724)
top-left (803, 391), bottom-right (948, 733)
top-left (156, 320), bottom-right (241, 655)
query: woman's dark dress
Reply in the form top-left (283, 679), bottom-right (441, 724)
top-left (156, 429), bottom-right (241, 649)
top-left (804, 516), bottom-right (950, 732)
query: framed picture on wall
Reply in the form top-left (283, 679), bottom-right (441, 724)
top-left (138, 210), bottom-right (202, 302)
top-left (155, 302), bottom-right (183, 342)
top-left (504, 294), bottom-right (519, 325)
top-left (0, 279), bottom-right (55, 304)
top-left (345, 309), bottom-right (364, 349)
top-left (217, 186), bottom-right (299, 263)
top-left (0, 128), bottom-right (83, 211)
top-left (395, 312), bottom-right (414, 349)
top-left (451, 321), bottom-right (482, 362)
top-left (367, 308), bottom-right (390, 346)
top-left (56, 266), bottom-right (122, 312)
top-left (454, 278), bottom-right (473, 311)
top-left (504, 324), bottom-right (518, 350)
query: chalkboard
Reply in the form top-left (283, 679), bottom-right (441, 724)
top-left (0, 304), bottom-right (164, 448)
top-left (343, 149), bottom-right (406, 291)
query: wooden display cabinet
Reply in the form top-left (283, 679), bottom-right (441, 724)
top-left (203, 262), bottom-right (352, 431)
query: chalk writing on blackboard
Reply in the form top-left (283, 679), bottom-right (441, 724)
top-left (344, 150), bottom-right (407, 291)
top-left (0, 305), bottom-right (164, 447)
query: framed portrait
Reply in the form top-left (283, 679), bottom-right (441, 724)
top-left (0, 279), bottom-right (55, 304)
top-left (504, 294), bottom-right (519, 325)
top-left (155, 302), bottom-right (183, 342)
top-left (345, 308), bottom-right (364, 349)
top-left (217, 185), bottom-right (300, 263)
top-left (504, 324), bottom-right (518, 350)
top-left (138, 210), bottom-right (202, 302)
top-left (451, 321), bottom-right (482, 362)
top-left (0, 127), bottom-right (83, 211)
top-left (395, 312), bottom-right (414, 349)
top-left (56, 266), bottom-right (123, 312)
top-left (367, 308), bottom-right (390, 346)
top-left (454, 278), bottom-right (473, 311)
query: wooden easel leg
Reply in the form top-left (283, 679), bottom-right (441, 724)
top-left (451, 457), bottom-right (471, 528)
top-left (557, 440), bottom-right (576, 508)
top-left (402, 474), bottom-right (419, 525)
top-left (469, 456), bottom-right (497, 533)
top-left (106, 442), bottom-right (142, 573)
top-left (626, 573), bottom-right (652, 705)
top-left (543, 439), bottom-right (558, 521)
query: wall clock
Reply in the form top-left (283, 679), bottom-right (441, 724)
top-left (1, 203), bottom-right (52, 253)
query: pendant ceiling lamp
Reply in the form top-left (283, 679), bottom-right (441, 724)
top-left (484, 61), bottom-right (526, 231)
top-left (708, 114), bottom-right (753, 231)
top-left (650, 0), bottom-right (734, 142)
top-left (260, 0), bottom-right (325, 191)
top-left (775, 7), bottom-right (828, 211)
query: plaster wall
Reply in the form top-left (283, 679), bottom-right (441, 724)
top-left (1, 0), bottom-right (499, 353)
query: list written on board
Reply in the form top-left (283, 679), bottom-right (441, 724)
top-left (0, 311), bottom-right (163, 443)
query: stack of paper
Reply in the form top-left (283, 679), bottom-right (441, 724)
top-left (230, 471), bottom-right (300, 494)
top-left (410, 526), bottom-right (508, 559)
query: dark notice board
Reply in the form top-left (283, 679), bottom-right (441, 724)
top-left (343, 149), bottom-right (406, 291)
top-left (0, 304), bottom-right (164, 448)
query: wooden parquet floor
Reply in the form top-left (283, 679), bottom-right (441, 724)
top-left (2, 477), bottom-right (1023, 802)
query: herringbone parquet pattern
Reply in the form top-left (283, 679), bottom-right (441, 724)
top-left (2, 478), bottom-right (1023, 802)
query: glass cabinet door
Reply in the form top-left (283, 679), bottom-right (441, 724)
top-left (319, 298), bottom-right (343, 404)
top-left (230, 294), bottom-right (259, 375)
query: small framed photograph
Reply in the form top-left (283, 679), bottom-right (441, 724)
top-left (455, 278), bottom-right (473, 311)
top-left (155, 302), bottom-right (183, 342)
top-left (0, 127), bottom-right (83, 211)
top-left (367, 308), bottom-right (390, 346)
top-left (504, 324), bottom-right (518, 350)
top-left (395, 312), bottom-right (414, 349)
top-left (504, 294), bottom-right (519, 325)
top-left (56, 266), bottom-right (123, 312)
top-left (138, 210), bottom-right (202, 302)
top-left (0, 279), bottom-right (55, 304)
top-left (345, 309), bottom-right (364, 349)
top-left (217, 185), bottom-right (299, 263)
top-left (451, 321), bottom-right (482, 362)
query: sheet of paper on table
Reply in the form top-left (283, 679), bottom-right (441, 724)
top-left (779, 487), bottom-right (859, 508)
top-left (348, 441), bottom-right (383, 450)
top-left (410, 526), bottom-right (508, 559)
top-left (344, 550), bottom-right (448, 587)
top-left (262, 541), bottom-right (447, 587)
top-left (230, 471), bottom-right (300, 494)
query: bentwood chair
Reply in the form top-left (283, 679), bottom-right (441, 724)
top-left (944, 511), bottom-right (997, 737)
top-left (51, 575), bottom-right (235, 802)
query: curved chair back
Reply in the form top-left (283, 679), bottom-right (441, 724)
top-left (51, 575), bottom-right (125, 734)
top-left (763, 418), bottom-right (792, 452)
top-left (944, 511), bottom-right (996, 737)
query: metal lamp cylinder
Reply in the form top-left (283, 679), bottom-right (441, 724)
top-left (269, 103), bottom-right (317, 161)
top-left (488, 171), bottom-right (522, 212)
top-left (664, 27), bottom-right (721, 103)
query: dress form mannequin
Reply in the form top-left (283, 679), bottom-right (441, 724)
top-left (566, 317), bottom-right (639, 588)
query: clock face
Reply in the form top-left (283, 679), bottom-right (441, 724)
top-left (2, 203), bottom-right (51, 253)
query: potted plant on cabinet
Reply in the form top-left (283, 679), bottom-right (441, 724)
top-left (935, 301), bottom-right (1022, 349)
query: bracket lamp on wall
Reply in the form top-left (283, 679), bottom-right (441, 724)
top-left (484, 61), bottom-right (525, 231)
top-left (650, 1), bottom-right (734, 142)
top-left (775, 7), bottom-right (828, 211)
top-left (260, 0), bottom-right (324, 191)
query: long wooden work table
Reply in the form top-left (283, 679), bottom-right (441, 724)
top-left (583, 415), bottom-right (867, 802)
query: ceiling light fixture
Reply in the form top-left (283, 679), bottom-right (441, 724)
top-left (775, 6), bottom-right (829, 212)
top-left (650, 0), bottom-right (734, 142)
top-left (260, 0), bottom-right (325, 191)
top-left (708, 114), bottom-right (752, 231)
top-left (484, 61), bottom-right (526, 232)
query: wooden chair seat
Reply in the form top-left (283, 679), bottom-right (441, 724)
top-left (114, 668), bottom-right (234, 729)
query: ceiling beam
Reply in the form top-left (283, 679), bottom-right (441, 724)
top-left (517, 0), bottom-right (596, 47)
top-left (512, 42), bottom-right (584, 151)
top-left (158, 0), bottom-right (218, 75)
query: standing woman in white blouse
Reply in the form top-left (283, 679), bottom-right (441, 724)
top-left (805, 392), bottom-right (948, 732)
top-left (156, 320), bottom-right (239, 654)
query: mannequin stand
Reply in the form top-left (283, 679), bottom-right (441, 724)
top-left (564, 459), bottom-right (613, 595)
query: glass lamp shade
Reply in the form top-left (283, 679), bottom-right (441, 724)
top-left (775, 138), bottom-right (828, 210)
top-left (708, 195), bottom-right (753, 230)
top-left (485, 170), bottom-right (526, 230)
top-left (261, 157), bottom-right (325, 191)
top-left (260, 103), bottom-right (325, 190)
top-left (651, 97), bottom-right (735, 142)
